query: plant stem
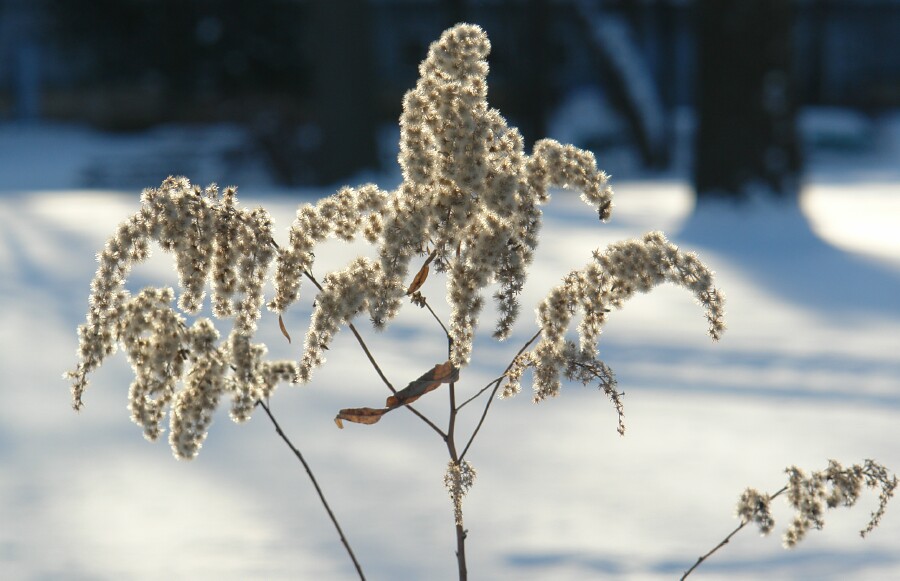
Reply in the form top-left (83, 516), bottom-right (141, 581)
top-left (455, 520), bottom-right (468, 581)
top-left (439, 330), bottom-right (468, 581)
top-left (303, 269), bottom-right (446, 438)
top-left (345, 319), bottom-right (447, 438)
top-left (257, 399), bottom-right (366, 581)
top-left (459, 330), bottom-right (540, 460)
top-left (457, 329), bottom-right (540, 409)
top-left (422, 296), bottom-right (450, 339)
top-left (680, 520), bottom-right (747, 580)
top-left (681, 486), bottom-right (788, 579)
top-left (445, 381), bottom-right (468, 581)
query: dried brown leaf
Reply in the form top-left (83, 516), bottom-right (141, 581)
top-left (278, 314), bottom-right (291, 344)
top-left (386, 361), bottom-right (460, 408)
top-left (334, 407), bottom-right (388, 429)
top-left (407, 263), bottom-right (429, 295)
top-left (335, 362), bottom-right (460, 428)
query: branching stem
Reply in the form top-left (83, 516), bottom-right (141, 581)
top-left (459, 330), bottom-right (540, 461)
top-left (422, 296), bottom-right (451, 340)
top-left (443, 334), bottom-right (468, 581)
top-left (302, 270), bottom-right (446, 438)
top-left (681, 486), bottom-right (788, 580)
top-left (457, 330), bottom-right (540, 412)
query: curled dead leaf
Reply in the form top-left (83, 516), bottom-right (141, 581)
top-left (278, 314), bottom-right (292, 344)
top-left (334, 407), bottom-right (388, 429)
top-left (386, 361), bottom-right (460, 408)
top-left (407, 263), bottom-right (429, 295)
top-left (334, 361), bottom-right (460, 428)
top-left (406, 249), bottom-right (438, 295)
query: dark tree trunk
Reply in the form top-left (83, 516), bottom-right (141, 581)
top-left (522, 0), bottom-right (550, 146)
top-left (574, 1), bottom-right (668, 168)
top-left (311, 0), bottom-right (378, 184)
top-left (446, 0), bottom-right (467, 25)
top-left (694, 0), bottom-right (801, 200)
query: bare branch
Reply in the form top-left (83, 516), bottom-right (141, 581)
top-left (682, 487), bottom-right (787, 580)
top-left (257, 399), bottom-right (366, 581)
top-left (303, 269), bottom-right (447, 439)
top-left (459, 330), bottom-right (541, 461)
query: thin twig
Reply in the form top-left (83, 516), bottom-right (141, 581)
top-left (421, 296), bottom-right (451, 339)
top-left (345, 321), bottom-right (394, 392)
top-left (303, 270), bottom-right (446, 439)
top-left (256, 399), bottom-right (366, 581)
top-left (447, 383), bottom-right (459, 455)
top-left (456, 377), bottom-right (502, 412)
top-left (457, 329), bottom-right (541, 411)
top-left (458, 330), bottom-right (540, 461)
top-left (346, 321), bottom-right (447, 438)
top-left (681, 486), bottom-right (788, 580)
top-left (442, 331), bottom-right (468, 581)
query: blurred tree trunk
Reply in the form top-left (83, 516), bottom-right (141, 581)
top-left (446, 0), bottom-right (466, 24)
top-left (573, 1), bottom-right (668, 168)
top-left (159, 0), bottom-right (197, 119)
top-left (694, 0), bottom-right (801, 201)
top-left (521, 0), bottom-right (549, 146)
top-left (311, 0), bottom-right (378, 184)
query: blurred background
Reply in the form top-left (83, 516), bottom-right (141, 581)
top-left (2, 0), bottom-right (898, 192)
top-left (2, 1), bottom-right (899, 580)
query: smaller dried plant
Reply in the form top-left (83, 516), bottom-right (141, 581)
top-left (683, 459), bottom-right (897, 579)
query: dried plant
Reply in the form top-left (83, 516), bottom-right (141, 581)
top-left (683, 459), bottom-right (898, 579)
top-left (66, 24), bottom-right (893, 580)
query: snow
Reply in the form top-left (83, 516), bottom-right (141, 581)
top-left (1, 112), bottom-right (899, 580)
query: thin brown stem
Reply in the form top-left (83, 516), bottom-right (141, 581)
top-left (454, 520), bottom-right (468, 581)
top-left (458, 330), bottom-right (540, 411)
top-left (345, 321), bottom-right (394, 392)
top-left (447, 384), bottom-right (458, 447)
top-left (257, 399), bottom-right (366, 581)
top-left (456, 378), bottom-right (500, 412)
top-left (681, 486), bottom-right (788, 580)
top-left (458, 330), bottom-right (540, 461)
top-left (422, 296), bottom-right (451, 339)
top-left (441, 330), bottom-right (468, 580)
top-left (303, 270), bottom-right (446, 439)
top-left (447, 382), bottom-right (468, 581)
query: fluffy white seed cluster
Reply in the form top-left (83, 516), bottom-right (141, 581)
top-left (119, 287), bottom-right (187, 441)
top-left (444, 460), bottom-right (477, 526)
top-left (296, 257), bottom-right (385, 383)
top-left (169, 318), bottom-right (227, 458)
top-left (503, 231), bottom-right (725, 401)
top-left (67, 176), bottom-right (297, 459)
top-left (736, 459), bottom-right (897, 548)
top-left (68, 210), bottom-right (153, 408)
top-left (270, 184), bottom-right (389, 313)
top-left (270, 24), bottom-right (614, 377)
top-left (736, 488), bottom-right (775, 535)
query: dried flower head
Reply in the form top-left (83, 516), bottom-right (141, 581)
top-left (269, 24), bottom-right (615, 379)
top-left (444, 460), bottom-right (477, 526)
top-left (782, 459), bottom-right (897, 547)
top-left (505, 231), bottom-right (725, 404)
top-left (735, 459), bottom-right (897, 547)
top-left (736, 488), bottom-right (775, 535)
top-left (67, 177), bottom-right (296, 458)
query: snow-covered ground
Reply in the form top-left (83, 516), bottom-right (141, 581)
top-left (1, 111), bottom-right (899, 580)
